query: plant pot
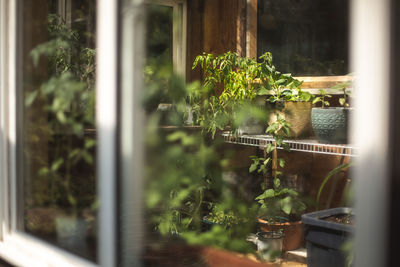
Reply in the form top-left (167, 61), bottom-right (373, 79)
top-left (55, 216), bottom-right (88, 256)
top-left (301, 207), bottom-right (354, 267)
top-left (256, 231), bottom-right (284, 262)
top-left (237, 96), bottom-right (267, 135)
top-left (268, 101), bottom-right (313, 139)
top-left (311, 107), bottom-right (352, 144)
top-left (257, 217), bottom-right (304, 251)
top-left (202, 215), bottom-right (219, 231)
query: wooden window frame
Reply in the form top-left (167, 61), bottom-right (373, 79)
top-left (248, 0), bottom-right (352, 93)
top-left (144, 0), bottom-right (187, 78)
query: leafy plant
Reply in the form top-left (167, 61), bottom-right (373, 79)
top-left (316, 162), bottom-right (354, 210)
top-left (332, 78), bottom-right (352, 107)
top-left (26, 14), bottom-right (96, 214)
top-left (144, 71), bottom-right (258, 253)
top-left (258, 52), bottom-right (312, 103)
top-left (312, 89), bottom-right (332, 108)
top-left (249, 114), bottom-right (306, 222)
top-left (255, 177), bottom-right (306, 222)
top-left (189, 51), bottom-right (311, 137)
top-left (206, 204), bottom-right (244, 228)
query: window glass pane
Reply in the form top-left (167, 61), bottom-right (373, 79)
top-left (18, 0), bottom-right (97, 261)
top-left (257, 0), bottom-right (349, 76)
top-left (122, 1), bottom-right (353, 266)
top-left (146, 4), bottom-right (173, 65)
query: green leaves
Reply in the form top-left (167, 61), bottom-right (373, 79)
top-left (25, 91), bottom-right (38, 107)
top-left (313, 89), bottom-right (332, 108)
top-left (26, 14), bottom-right (97, 213)
top-left (249, 156), bottom-right (271, 174)
top-left (255, 189), bottom-right (275, 200)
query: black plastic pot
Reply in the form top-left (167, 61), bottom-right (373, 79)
top-left (302, 207), bottom-right (354, 267)
top-left (311, 107), bottom-right (352, 144)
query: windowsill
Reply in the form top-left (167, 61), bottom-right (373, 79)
top-left (254, 75), bottom-right (353, 94)
top-left (296, 75), bottom-right (353, 94)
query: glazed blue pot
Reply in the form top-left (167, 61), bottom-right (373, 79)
top-left (311, 108), bottom-right (351, 144)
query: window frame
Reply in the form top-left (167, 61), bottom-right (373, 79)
top-left (253, 0), bottom-right (352, 92)
top-left (145, 0), bottom-right (187, 78)
top-left (0, 0), bottom-right (118, 266)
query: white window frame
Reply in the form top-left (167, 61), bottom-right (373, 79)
top-left (0, 0), bottom-right (394, 267)
top-left (0, 0), bottom-right (118, 266)
top-left (145, 0), bottom-right (187, 78)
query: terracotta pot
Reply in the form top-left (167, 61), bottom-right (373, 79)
top-left (257, 217), bottom-right (304, 251)
top-left (268, 101), bottom-right (313, 139)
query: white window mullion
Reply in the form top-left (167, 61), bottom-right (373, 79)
top-left (96, 0), bottom-right (118, 266)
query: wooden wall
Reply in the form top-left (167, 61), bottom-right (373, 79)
top-left (186, 0), bottom-right (256, 82)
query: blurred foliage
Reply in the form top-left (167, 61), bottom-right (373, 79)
top-left (26, 14), bottom-right (96, 214)
top-left (143, 50), bottom-right (258, 252)
top-left (144, 78), bottom-right (258, 253)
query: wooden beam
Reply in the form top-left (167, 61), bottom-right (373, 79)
top-left (246, 0), bottom-right (257, 59)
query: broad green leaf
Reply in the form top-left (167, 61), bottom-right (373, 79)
top-left (312, 97), bottom-right (321, 104)
top-left (51, 158), bottom-right (64, 171)
top-left (263, 158), bottom-right (271, 166)
top-left (281, 196), bottom-right (293, 215)
top-left (279, 158), bottom-right (285, 168)
top-left (273, 178), bottom-right (280, 188)
top-left (266, 143), bottom-right (275, 153)
top-left (255, 189), bottom-right (275, 200)
top-left (25, 91), bottom-right (38, 107)
top-left (249, 163), bottom-right (258, 173)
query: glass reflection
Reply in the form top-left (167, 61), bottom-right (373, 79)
top-left (20, 0), bottom-right (97, 261)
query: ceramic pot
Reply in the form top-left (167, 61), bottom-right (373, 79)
top-left (311, 107), bottom-right (352, 144)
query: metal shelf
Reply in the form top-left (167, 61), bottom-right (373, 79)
top-left (221, 132), bottom-right (357, 157)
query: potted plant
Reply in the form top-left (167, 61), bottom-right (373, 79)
top-left (311, 78), bottom-right (353, 144)
top-left (189, 51), bottom-right (312, 138)
top-left (260, 52), bottom-right (314, 139)
top-left (202, 204), bottom-right (244, 230)
top-left (249, 116), bottom-right (306, 251)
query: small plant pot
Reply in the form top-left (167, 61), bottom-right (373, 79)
top-left (257, 217), bottom-right (304, 251)
top-left (55, 216), bottom-right (88, 256)
top-left (256, 231), bottom-right (284, 262)
top-left (311, 107), bottom-right (352, 144)
top-left (302, 207), bottom-right (354, 267)
top-left (202, 215), bottom-right (222, 231)
top-left (268, 101), bottom-right (313, 139)
top-left (237, 96), bottom-right (268, 135)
